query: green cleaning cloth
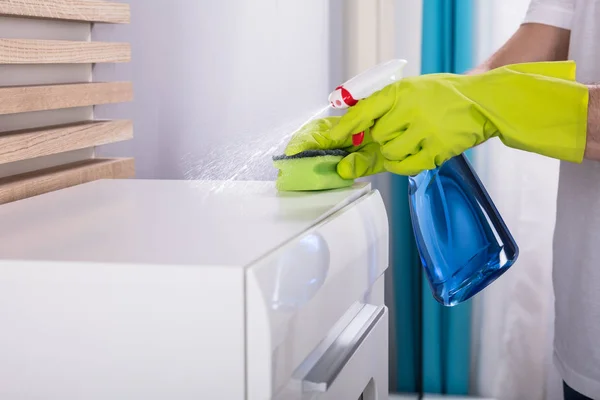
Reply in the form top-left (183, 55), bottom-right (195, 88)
top-left (272, 149), bottom-right (355, 191)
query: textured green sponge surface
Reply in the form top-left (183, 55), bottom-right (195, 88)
top-left (273, 150), bottom-right (355, 191)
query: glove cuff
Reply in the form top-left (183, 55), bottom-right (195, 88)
top-left (470, 61), bottom-right (589, 163)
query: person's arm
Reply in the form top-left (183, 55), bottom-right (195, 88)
top-left (469, 22), bottom-right (571, 74)
top-left (585, 86), bottom-right (600, 160)
top-left (466, 21), bottom-right (600, 162)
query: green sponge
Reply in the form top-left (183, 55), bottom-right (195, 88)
top-left (272, 149), bottom-right (355, 191)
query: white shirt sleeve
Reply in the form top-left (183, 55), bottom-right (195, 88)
top-left (523, 0), bottom-right (575, 30)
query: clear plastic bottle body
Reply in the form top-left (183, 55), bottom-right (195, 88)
top-left (408, 153), bottom-right (519, 306)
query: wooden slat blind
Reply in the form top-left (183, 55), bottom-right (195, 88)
top-left (0, 0), bottom-right (130, 23)
top-left (0, 39), bottom-right (131, 64)
top-left (0, 82), bottom-right (133, 115)
top-left (0, 0), bottom-right (134, 204)
top-left (0, 158), bottom-right (135, 205)
top-left (0, 120), bottom-right (133, 165)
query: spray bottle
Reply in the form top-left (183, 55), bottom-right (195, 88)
top-left (329, 60), bottom-right (519, 306)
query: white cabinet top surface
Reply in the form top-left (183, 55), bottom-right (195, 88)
top-left (0, 179), bottom-right (371, 268)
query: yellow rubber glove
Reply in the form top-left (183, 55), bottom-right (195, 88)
top-left (327, 61), bottom-right (589, 176)
top-left (284, 116), bottom-right (385, 179)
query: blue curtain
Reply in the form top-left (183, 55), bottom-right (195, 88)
top-left (391, 0), bottom-right (474, 395)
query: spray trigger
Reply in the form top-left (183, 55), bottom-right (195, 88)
top-left (352, 132), bottom-right (365, 146)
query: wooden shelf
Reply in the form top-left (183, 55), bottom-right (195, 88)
top-left (0, 39), bottom-right (131, 64)
top-left (0, 0), bottom-right (130, 24)
top-left (0, 82), bottom-right (133, 115)
top-left (0, 157), bottom-right (135, 204)
top-left (0, 120), bottom-right (133, 165)
top-left (0, 0), bottom-right (135, 201)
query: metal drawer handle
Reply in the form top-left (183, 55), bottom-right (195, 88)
top-left (302, 304), bottom-right (385, 393)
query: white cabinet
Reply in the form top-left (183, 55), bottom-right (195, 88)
top-left (0, 180), bottom-right (389, 400)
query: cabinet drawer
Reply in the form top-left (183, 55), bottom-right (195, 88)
top-left (246, 190), bottom-right (389, 400)
top-left (300, 304), bottom-right (389, 400)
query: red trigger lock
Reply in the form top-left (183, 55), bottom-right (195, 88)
top-left (352, 131), bottom-right (365, 146)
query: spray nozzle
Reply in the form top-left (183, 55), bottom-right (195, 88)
top-left (329, 59), bottom-right (407, 149)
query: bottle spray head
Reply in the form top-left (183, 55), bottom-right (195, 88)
top-left (328, 59), bottom-right (408, 146)
top-left (328, 86), bottom-right (358, 109)
top-left (329, 85), bottom-right (364, 144)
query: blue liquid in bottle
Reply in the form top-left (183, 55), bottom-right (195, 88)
top-left (408, 153), bottom-right (519, 306)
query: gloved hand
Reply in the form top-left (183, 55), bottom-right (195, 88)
top-left (326, 61), bottom-right (589, 175)
top-left (284, 116), bottom-right (385, 179)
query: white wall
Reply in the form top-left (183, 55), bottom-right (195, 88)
top-left (93, 0), bottom-right (341, 180)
